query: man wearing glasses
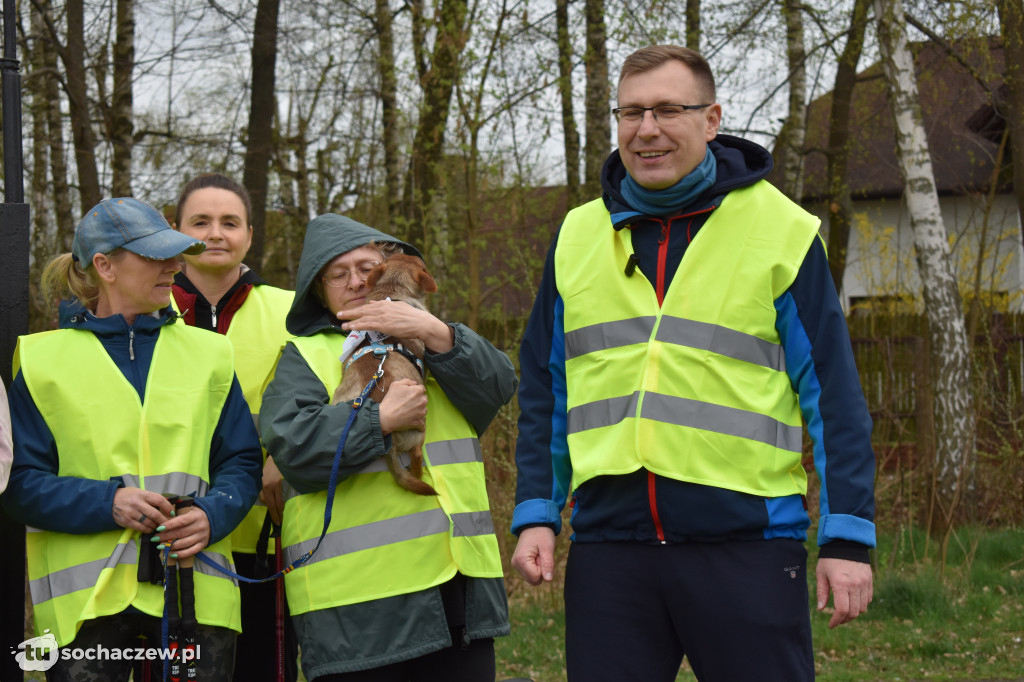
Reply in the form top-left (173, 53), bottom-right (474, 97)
top-left (511, 45), bottom-right (875, 681)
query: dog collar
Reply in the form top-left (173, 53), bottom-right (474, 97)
top-left (344, 341), bottom-right (425, 378)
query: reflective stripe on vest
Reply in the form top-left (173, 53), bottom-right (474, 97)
top-left (555, 183), bottom-right (820, 497)
top-left (280, 333), bottom-right (503, 615)
top-left (16, 325), bottom-right (241, 645)
top-left (223, 285), bottom-right (292, 554)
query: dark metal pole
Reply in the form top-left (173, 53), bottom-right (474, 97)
top-left (1, 0), bottom-right (29, 678)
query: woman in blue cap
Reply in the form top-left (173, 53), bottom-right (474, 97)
top-left (1, 197), bottom-right (262, 680)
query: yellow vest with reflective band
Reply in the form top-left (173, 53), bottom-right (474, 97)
top-left (223, 285), bottom-right (293, 553)
top-left (280, 332), bottom-right (503, 615)
top-left (555, 182), bottom-right (820, 497)
top-left (15, 324), bottom-right (242, 646)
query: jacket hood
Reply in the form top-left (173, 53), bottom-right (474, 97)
top-left (288, 214), bottom-right (422, 336)
top-left (601, 133), bottom-right (774, 226)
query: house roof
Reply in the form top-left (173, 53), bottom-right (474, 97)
top-left (773, 36), bottom-right (1011, 202)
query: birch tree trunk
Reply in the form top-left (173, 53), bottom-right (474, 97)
top-left (826, 0), bottom-right (870, 293)
top-left (778, 0), bottom-right (806, 201)
top-left (556, 0), bottom-right (580, 209)
top-left (583, 0), bottom-right (609, 199)
top-left (876, 0), bottom-right (974, 531)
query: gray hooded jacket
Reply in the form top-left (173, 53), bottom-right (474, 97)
top-left (259, 214), bottom-right (516, 677)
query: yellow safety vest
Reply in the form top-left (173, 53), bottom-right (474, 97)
top-left (280, 333), bottom-right (503, 615)
top-left (15, 324), bottom-right (241, 646)
top-left (555, 182), bottom-right (820, 497)
top-left (223, 285), bottom-right (292, 553)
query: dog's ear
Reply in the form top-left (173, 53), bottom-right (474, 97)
top-left (417, 268), bottom-right (438, 293)
top-left (365, 261), bottom-right (387, 288)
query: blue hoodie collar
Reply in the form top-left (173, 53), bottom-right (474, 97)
top-left (59, 299), bottom-right (179, 334)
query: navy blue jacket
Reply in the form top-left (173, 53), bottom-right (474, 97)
top-left (512, 135), bottom-right (876, 562)
top-left (2, 302), bottom-right (262, 544)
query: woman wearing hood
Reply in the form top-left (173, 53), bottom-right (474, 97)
top-left (259, 214), bottom-right (517, 681)
top-left (2, 197), bottom-right (262, 680)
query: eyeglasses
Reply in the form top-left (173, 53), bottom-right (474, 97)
top-left (612, 104), bottom-right (711, 124)
top-left (322, 260), bottom-right (381, 287)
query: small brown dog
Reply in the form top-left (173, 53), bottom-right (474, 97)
top-left (332, 253), bottom-right (438, 495)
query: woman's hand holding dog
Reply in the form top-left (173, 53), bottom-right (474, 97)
top-left (338, 300), bottom-right (454, 354)
top-left (378, 378), bottom-right (428, 435)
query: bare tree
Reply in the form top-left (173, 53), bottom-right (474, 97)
top-left (777, 0), bottom-right (807, 201)
top-left (583, 0), bottom-right (609, 199)
top-left (403, 0), bottom-right (470, 257)
top-left (556, 0), bottom-right (580, 208)
top-left (826, 0), bottom-right (871, 293)
top-left (375, 0), bottom-right (401, 224)
top-left (64, 0), bottom-right (101, 208)
top-left (243, 0), bottom-right (281, 272)
top-left (686, 0), bottom-right (701, 50)
top-left (110, 0), bottom-right (134, 196)
top-left (876, 0), bottom-right (974, 533)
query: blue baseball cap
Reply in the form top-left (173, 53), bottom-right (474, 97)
top-left (72, 197), bottom-right (206, 268)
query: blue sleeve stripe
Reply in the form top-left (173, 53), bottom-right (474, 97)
top-left (775, 292), bottom-right (829, 517)
top-left (819, 514), bottom-right (877, 547)
top-left (511, 499), bottom-right (565, 535)
top-left (549, 295), bottom-right (571, 514)
top-left (762, 495), bottom-right (810, 541)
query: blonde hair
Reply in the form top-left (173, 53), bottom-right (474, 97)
top-left (40, 250), bottom-right (124, 311)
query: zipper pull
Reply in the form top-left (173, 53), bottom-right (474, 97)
top-left (211, 304), bottom-right (217, 329)
top-left (659, 222), bottom-right (670, 244)
top-left (129, 327), bottom-right (135, 361)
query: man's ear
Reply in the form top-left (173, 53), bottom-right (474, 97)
top-left (704, 103), bottom-right (723, 141)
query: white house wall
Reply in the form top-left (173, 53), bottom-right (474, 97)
top-left (812, 195), bottom-right (1024, 313)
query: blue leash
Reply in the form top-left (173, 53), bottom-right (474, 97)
top-left (160, 365), bottom-right (383, 680)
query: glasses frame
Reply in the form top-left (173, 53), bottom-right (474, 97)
top-left (321, 259), bottom-right (382, 288)
top-left (611, 104), bottom-right (712, 123)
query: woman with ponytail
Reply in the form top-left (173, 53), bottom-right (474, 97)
top-left (1, 197), bottom-right (262, 681)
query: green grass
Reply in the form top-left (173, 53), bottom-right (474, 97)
top-left (496, 527), bottom-right (1024, 682)
top-left (18, 527), bottom-right (1024, 681)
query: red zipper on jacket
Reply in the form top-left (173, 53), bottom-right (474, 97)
top-left (633, 206), bottom-right (717, 544)
top-left (650, 219), bottom-right (671, 541)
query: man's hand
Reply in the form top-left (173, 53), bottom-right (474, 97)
top-left (511, 526), bottom-right (557, 586)
top-left (816, 557), bottom-right (873, 628)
